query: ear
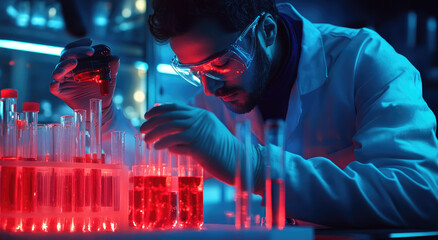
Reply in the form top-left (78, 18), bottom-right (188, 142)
top-left (257, 13), bottom-right (277, 48)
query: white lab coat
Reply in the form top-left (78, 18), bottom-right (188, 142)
top-left (191, 3), bottom-right (438, 228)
top-left (106, 2), bottom-right (438, 229)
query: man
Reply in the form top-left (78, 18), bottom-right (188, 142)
top-left (51, 1), bottom-right (438, 228)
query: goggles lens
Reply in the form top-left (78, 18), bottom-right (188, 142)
top-left (171, 14), bottom-right (263, 87)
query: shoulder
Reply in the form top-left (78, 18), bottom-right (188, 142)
top-left (315, 24), bottom-right (419, 81)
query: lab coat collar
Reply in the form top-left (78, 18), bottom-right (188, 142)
top-left (277, 3), bottom-right (329, 95)
top-left (232, 4), bottom-right (329, 144)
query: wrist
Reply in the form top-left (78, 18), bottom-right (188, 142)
top-left (102, 103), bottom-right (116, 132)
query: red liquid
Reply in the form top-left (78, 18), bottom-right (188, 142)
top-left (91, 155), bottom-right (102, 211)
top-left (133, 176), bottom-right (145, 229)
top-left (90, 170), bottom-right (101, 212)
top-left (128, 176), bottom-right (134, 227)
top-left (170, 192), bottom-right (177, 228)
top-left (144, 176), bottom-right (173, 230)
top-left (1, 162), bottom-right (18, 231)
top-left (62, 173), bottom-right (73, 212)
top-left (178, 176), bottom-right (203, 229)
top-left (90, 156), bottom-right (103, 232)
top-left (235, 192), bottom-right (249, 229)
top-left (90, 168), bottom-right (101, 231)
top-left (1, 166), bottom-right (17, 212)
top-left (73, 157), bottom-right (85, 212)
top-left (101, 175), bottom-right (113, 207)
top-left (265, 178), bottom-right (285, 230)
top-left (85, 174), bottom-right (90, 207)
top-left (22, 158), bottom-right (37, 232)
top-left (113, 176), bottom-right (120, 211)
top-left (49, 169), bottom-right (57, 207)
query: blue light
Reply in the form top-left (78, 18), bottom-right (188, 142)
top-left (6, 6), bottom-right (17, 18)
top-left (47, 19), bottom-right (63, 29)
top-left (113, 94), bottom-right (124, 105)
top-left (134, 61), bottom-right (149, 71)
top-left (94, 16), bottom-right (108, 26)
top-left (0, 39), bottom-right (63, 56)
top-left (204, 185), bottom-right (221, 204)
top-left (31, 16), bottom-right (46, 27)
top-left (389, 231), bottom-right (438, 238)
top-left (157, 64), bottom-right (177, 75)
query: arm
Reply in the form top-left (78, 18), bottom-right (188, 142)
top-left (255, 30), bottom-right (438, 228)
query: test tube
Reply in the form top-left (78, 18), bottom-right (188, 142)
top-left (60, 115), bottom-right (74, 163)
top-left (178, 155), bottom-right (204, 229)
top-left (0, 98), bottom-right (3, 158)
top-left (48, 124), bottom-right (61, 162)
top-left (170, 153), bottom-right (178, 229)
top-left (1, 89), bottom-right (18, 160)
top-left (37, 124), bottom-right (48, 162)
top-left (73, 110), bottom-right (86, 231)
top-left (132, 133), bottom-right (146, 229)
top-left (36, 124), bottom-right (50, 231)
top-left (235, 120), bottom-right (253, 229)
top-left (21, 102), bottom-right (39, 231)
top-left (22, 103), bottom-right (39, 161)
top-left (60, 115), bottom-right (74, 232)
top-left (0, 125), bottom-right (18, 232)
top-left (36, 124), bottom-right (49, 205)
top-left (100, 131), bottom-right (125, 229)
top-left (264, 119), bottom-right (286, 230)
top-left (0, 90), bottom-right (18, 231)
top-left (47, 123), bottom-right (61, 232)
top-left (74, 110), bottom-right (86, 162)
top-left (111, 131), bottom-right (125, 165)
top-left (111, 131), bottom-right (125, 211)
top-left (90, 99), bottom-right (102, 162)
top-left (89, 99), bottom-right (102, 231)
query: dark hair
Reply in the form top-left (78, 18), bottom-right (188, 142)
top-left (148, 0), bottom-right (278, 43)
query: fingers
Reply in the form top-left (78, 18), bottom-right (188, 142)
top-left (143, 120), bottom-right (188, 144)
top-left (60, 46), bottom-right (94, 61)
top-left (52, 59), bottom-right (78, 82)
top-left (49, 81), bottom-right (61, 96)
top-left (140, 111), bottom-right (190, 133)
top-left (154, 132), bottom-right (189, 150)
top-left (109, 56), bottom-right (121, 79)
top-left (168, 145), bottom-right (192, 155)
top-left (64, 38), bottom-right (92, 51)
top-left (144, 103), bottom-right (191, 120)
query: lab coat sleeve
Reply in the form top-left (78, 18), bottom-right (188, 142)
top-left (268, 29), bottom-right (438, 228)
top-left (102, 107), bottom-right (138, 166)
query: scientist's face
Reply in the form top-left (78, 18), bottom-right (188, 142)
top-left (170, 18), bottom-right (271, 114)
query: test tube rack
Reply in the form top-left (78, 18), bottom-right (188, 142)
top-left (0, 159), bottom-right (129, 233)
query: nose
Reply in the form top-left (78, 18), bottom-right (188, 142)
top-left (201, 75), bottom-right (224, 96)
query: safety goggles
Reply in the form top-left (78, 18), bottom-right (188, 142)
top-left (171, 13), bottom-right (264, 87)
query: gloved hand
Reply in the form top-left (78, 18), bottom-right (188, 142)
top-left (50, 38), bottom-right (120, 123)
top-left (140, 103), bottom-right (263, 186)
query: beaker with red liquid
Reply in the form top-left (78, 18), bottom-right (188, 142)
top-left (178, 155), bottom-right (204, 229)
top-left (144, 149), bottom-right (175, 230)
top-left (132, 133), bottom-right (147, 229)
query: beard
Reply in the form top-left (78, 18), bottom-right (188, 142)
top-left (222, 45), bottom-right (271, 114)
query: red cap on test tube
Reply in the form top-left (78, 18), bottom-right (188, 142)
top-left (22, 102), bottom-right (39, 112)
top-left (0, 89), bottom-right (18, 99)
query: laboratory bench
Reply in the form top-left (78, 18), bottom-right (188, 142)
top-left (2, 224), bottom-right (438, 240)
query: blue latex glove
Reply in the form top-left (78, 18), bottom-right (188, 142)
top-left (140, 103), bottom-right (263, 186)
top-left (50, 38), bottom-right (119, 123)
